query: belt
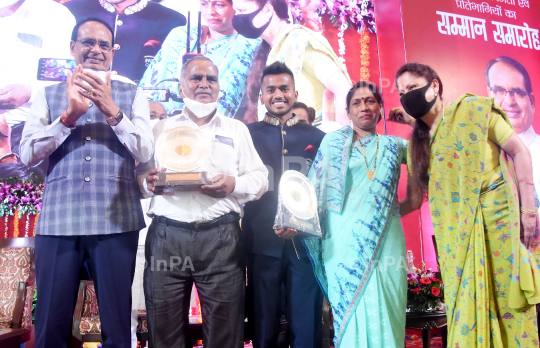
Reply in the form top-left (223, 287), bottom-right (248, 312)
top-left (155, 212), bottom-right (240, 232)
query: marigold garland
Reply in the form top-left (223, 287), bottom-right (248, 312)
top-left (25, 215), bottom-right (30, 237)
top-left (1, 176), bottom-right (42, 238)
top-left (317, 0), bottom-right (376, 68)
top-left (13, 213), bottom-right (19, 238)
top-left (360, 32), bottom-right (370, 81)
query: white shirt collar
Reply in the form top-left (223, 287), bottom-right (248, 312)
top-left (99, 0), bottom-right (148, 14)
top-left (176, 109), bottom-right (223, 128)
top-left (519, 125), bottom-right (538, 147)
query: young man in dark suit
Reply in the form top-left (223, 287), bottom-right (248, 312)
top-left (243, 61), bottom-right (325, 348)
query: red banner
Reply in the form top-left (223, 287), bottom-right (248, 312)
top-left (377, 0), bottom-right (540, 269)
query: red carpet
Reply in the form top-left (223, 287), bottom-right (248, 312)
top-left (405, 334), bottom-right (443, 347)
top-left (191, 335), bottom-right (443, 347)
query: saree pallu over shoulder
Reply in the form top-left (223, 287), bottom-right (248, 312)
top-left (304, 127), bottom-right (406, 347)
top-left (308, 126), bottom-right (352, 214)
top-left (303, 127), bottom-right (353, 305)
top-left (429, 93), bottom-right (540, 347)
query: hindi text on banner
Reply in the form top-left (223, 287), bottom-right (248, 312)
top-left (492, 21), bottom-right (540, 49)
top-left (437, 11), bottom-right (488, 40)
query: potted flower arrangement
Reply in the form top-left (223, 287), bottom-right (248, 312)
top-left (407, 265), bottom-right (445, 312)
top-left (0, 175), bottom-right (44, 238)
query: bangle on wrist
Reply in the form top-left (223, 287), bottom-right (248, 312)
top-left (60, 110), bottom-right (76, 128)
top-left (518, 180), bottom-right (535, 186)
top-left (521, 207), bottom-right (538, 216)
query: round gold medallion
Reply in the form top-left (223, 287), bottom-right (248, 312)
top-left (155, 126), bottom-right (211, 172)
top-left (175, 145), bottom-right (192, 156)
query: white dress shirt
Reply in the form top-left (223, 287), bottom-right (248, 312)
top-left (0, 0), bottom-right (75, 126)
top-left (138, 111), bottom-right (269, 223)
top-left (20, 72), bottom-right (154, 167)
top-left (518, 126), bottom-right (540, 202)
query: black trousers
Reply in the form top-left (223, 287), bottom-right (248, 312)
top-left (250, 241), bottom-right (323, 348)
top-left (144, 216), bottom-right (245, 348)
top-left (34, 231), bottom-right (139, 348)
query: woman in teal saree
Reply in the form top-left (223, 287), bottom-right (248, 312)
top-left (303, 82), bottom-right (413, 347)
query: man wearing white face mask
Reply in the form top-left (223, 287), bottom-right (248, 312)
top-left (137, 56), bottom-right (268, 348)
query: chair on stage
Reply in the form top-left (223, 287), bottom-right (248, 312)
top-left (72, 280), bottom-right (149, 345)
top-left (0, 237), bottom-right (35, 348)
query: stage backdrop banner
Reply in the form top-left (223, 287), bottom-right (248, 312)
top-left (377, 0), bottom-right (540, 269)
top-left (1, 0), bottom-right (378, 232)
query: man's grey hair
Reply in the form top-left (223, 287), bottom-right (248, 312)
top-left (179, 56), bottom-right (219, 82)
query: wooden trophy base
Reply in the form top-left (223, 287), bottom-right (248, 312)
top-left (155, 171), bottom-right (212, 193)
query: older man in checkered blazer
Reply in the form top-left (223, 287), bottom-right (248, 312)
top-left (20, 17), bottom-right (153, 348)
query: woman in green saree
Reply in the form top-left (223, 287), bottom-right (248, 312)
top-left (390, 63), bottom-right (540, 347)
top-left (290, 81), bottom-right (414, 347)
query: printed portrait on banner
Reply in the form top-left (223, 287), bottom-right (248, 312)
top-left (0, 0), bottom-right (380, 183)
top-left (0, 0), bottom-right (76, 180)
top-left (397, 0), bottom-right (540, 203)
top-left (138, 0), bottom-right (378, 126)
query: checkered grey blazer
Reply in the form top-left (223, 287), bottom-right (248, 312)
top-left (36, 81), bottom-right (145, 236)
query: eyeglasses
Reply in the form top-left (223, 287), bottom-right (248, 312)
top-left (489, 86), bottom-right (529, 101)
top-left (76, 39), bottom-right (113, 53)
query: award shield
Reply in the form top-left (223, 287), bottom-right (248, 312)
top-left (274, 170), bottom-right (322, 239)
top-left (154, 126), bottom-right (213, 192)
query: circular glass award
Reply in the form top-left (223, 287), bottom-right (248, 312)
top-left (278, 170), bottom-right (317, 220)
top-left (154, 126), bottom-right (212, 172)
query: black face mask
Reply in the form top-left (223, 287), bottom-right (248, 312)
top-left (232, 6), bottom-right (272, 39)
top-left (400, 82), bottom-right (437, 119)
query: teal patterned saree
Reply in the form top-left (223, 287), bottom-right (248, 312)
top-left (304, 126), bottom-right (408, 347)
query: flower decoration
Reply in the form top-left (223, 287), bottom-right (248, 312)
top-left (287, 0), bottom-right (304, 24)
top-left (407, 264), bottom-right (445, 312)
top-left (419, 277), bottom-right (432, 285)
top-left (359, 32), bottom-right (370, 81)
top-left (317, 0), bottom-right (375, 73)
top-left (317, 0), bottom-right (376, 33)
top-left (0, 175), bottom-right (44, 217)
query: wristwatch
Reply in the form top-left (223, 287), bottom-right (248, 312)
top-left (106, 109), bottom-right (124, 126)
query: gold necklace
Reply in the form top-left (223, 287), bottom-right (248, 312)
top-left (357, 133), bottom-right (379, 181)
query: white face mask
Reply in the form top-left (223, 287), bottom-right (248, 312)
top-left (183, 96), bottom-right (218, 118)
top-left (0, 0), bottom-right (20, 8)
top-left (83, 69), bottom-right (107, 83)
top-left (149, 119), bottom-right (160, 129)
